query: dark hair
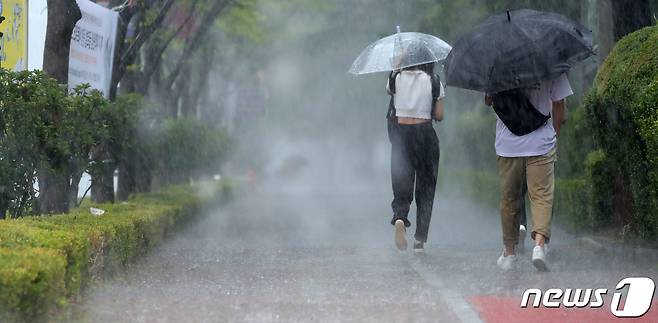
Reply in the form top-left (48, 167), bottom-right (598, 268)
top-left (404, 62), bottom-right (435, 76)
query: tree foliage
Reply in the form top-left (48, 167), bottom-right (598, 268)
top-left (0, 70), bottom-right (108, 217)
top-left (151, 118), bottom-right (232, 184)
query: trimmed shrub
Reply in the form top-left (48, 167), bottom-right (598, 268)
top-left (555, 100), bottom-right (595, 179)
top-left (442, 107), bottom-right (497, 172)
top-left (440, 170), bottom-right (500, 207)
top-left (151, 118), bottom-right (232, 185)
top-left (0, 222), bottom-right (90, 299)
top-left (0, 181), bottom-right (232, 322)
top-left (440, 169), bottom-right (590, 232)
top-left (0, 248), bottom-right (67, 322)
top-left (583, 25), bottom-right (658, 239)
top-left (584, 149), bottom-right (614, 228)
top-left (553, 178), bottom-right (589, 231)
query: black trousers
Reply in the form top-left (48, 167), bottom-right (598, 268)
top-left (390, 122), bottom-right (440, 242)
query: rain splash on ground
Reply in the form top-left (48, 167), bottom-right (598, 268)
top-left (71, 143), bottom-right (658, 323)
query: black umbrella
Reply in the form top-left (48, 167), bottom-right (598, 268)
top-left (444, 9), bottom-right (594, 93)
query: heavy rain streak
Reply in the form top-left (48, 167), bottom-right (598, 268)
top-left (2, 1), bottom-right (658, 322)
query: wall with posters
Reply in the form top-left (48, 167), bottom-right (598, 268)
top-left (0, 0), bottom-right (28, 71)
top-left (68, 0), bottom-right (118, 98)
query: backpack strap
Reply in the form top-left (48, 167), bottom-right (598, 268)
top-left (387, 71), bottom-right (440, 120)
top-left (387, 71), bottom-right (400, 119)
top-left (388, 70), bottom-right (400, 95)
top-left (431, 73), bottom-right (442, 105)
top-left (430, 73), bottom-right (442, 119)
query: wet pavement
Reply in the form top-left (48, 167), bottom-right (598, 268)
top-left (73, 177), bottom-right (658, 322)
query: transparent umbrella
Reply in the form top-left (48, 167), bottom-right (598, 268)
top-left (349, 28), bottom-right (452, 75)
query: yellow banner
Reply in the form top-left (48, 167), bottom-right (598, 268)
top-left (0, 0), bottom-right (27, 71)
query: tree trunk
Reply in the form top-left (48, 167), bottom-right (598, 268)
top-left (91, 1), bottom-right (133, 204)
top-left (134, 154), bottom-right (152, 193)
top-left (116, 69), bottom-right (138, 201)
top-left (90, 143), bottom-right (115, 204)
top-left (177, 70), bottom-right (193, 118)
top-left (611, 0), bottom-right (653, 41)
top-left (39, 0), bottom-right (82, 214)
top-left (43, 0), bottom-right (81, 82)
top-left (186, 45), bottom-right (216, 119)
top-left (38, 169), bottom-right (71, 214)
top-left (117, 158), bottom-right (136, 201)
top-left (68, 163), bottom-right (85, 207)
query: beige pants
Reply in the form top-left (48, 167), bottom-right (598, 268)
top-left (497, 148), bottom-right (556, 249)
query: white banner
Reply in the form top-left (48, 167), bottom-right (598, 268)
top-left (68, 0), bottom-right (118, 98)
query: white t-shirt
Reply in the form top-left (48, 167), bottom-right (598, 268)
top-left (495, 74), bottom-right (573, 157)
top-left (386, 70), bottom-right (445, 119)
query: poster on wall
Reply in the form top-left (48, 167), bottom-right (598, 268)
top-left (0, 0), bottom-right (28, 71)
top-left (68, 0), bottom-right (118, 98)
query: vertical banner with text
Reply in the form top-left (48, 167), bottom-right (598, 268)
top-left (0, 0), bottom-right (28, 71)
top-left (68, 0), bottom-right (118, 98)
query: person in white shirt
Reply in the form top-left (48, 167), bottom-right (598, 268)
top-left (485, 73), bottom-right (572, 271)
top-left (386, 62), bottom-right (445, 252)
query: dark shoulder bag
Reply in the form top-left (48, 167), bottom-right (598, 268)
top-left (491, 88), bottom-right (550, 136)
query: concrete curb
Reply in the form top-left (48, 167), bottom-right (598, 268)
top-left (409, 258), bottom-right (484, 323)
top-left (577, 236), bottom-right (658, 262)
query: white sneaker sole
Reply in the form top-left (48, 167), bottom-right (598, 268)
top-left (394, 220), bottom-right (407, 251)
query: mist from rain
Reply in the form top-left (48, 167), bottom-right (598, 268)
top-left (74, 1), bottom-right (658, 321)
top-left (213, 0), bottom-right (508, 248)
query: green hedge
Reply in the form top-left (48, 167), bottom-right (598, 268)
top-left (438, 169), bottom-right (499, 207)
top-left (583, 25), bottom-right (658, 239)
top-left (553, 178), bottom-right (589, 231)
top-left (0, 181), bottom-right (232, 322)
top-left (440, 169), bottom-right (589, 232)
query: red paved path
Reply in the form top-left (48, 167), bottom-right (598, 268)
top-left (470, 295), bottom-right (658, 323)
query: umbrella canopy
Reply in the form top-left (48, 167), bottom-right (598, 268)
top-left (444, 9), bottom-right (594, 93)
top-left (349, 31), bottom-right (452, 75)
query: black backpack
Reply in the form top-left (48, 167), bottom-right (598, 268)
top-left (386, 71), bottom-right (441, 142)
top-left (491, 88), bottom-right (550, 136)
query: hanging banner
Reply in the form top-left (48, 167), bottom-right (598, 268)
top-left (68, 0), bottom-right (118, 98)
top-left (0, 0), bottom-right (28, 71)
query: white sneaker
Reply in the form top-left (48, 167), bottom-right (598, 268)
top-left (497, 251), bottom-right (517, 271)
top-left (413, 240), bottom-right (425, 253)
top-left (518, 225), bottom-right (527, 253)
top-left (394, 219), bottom-right (407, 251)
top-left (532, 245), bottom-right (549, 272)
